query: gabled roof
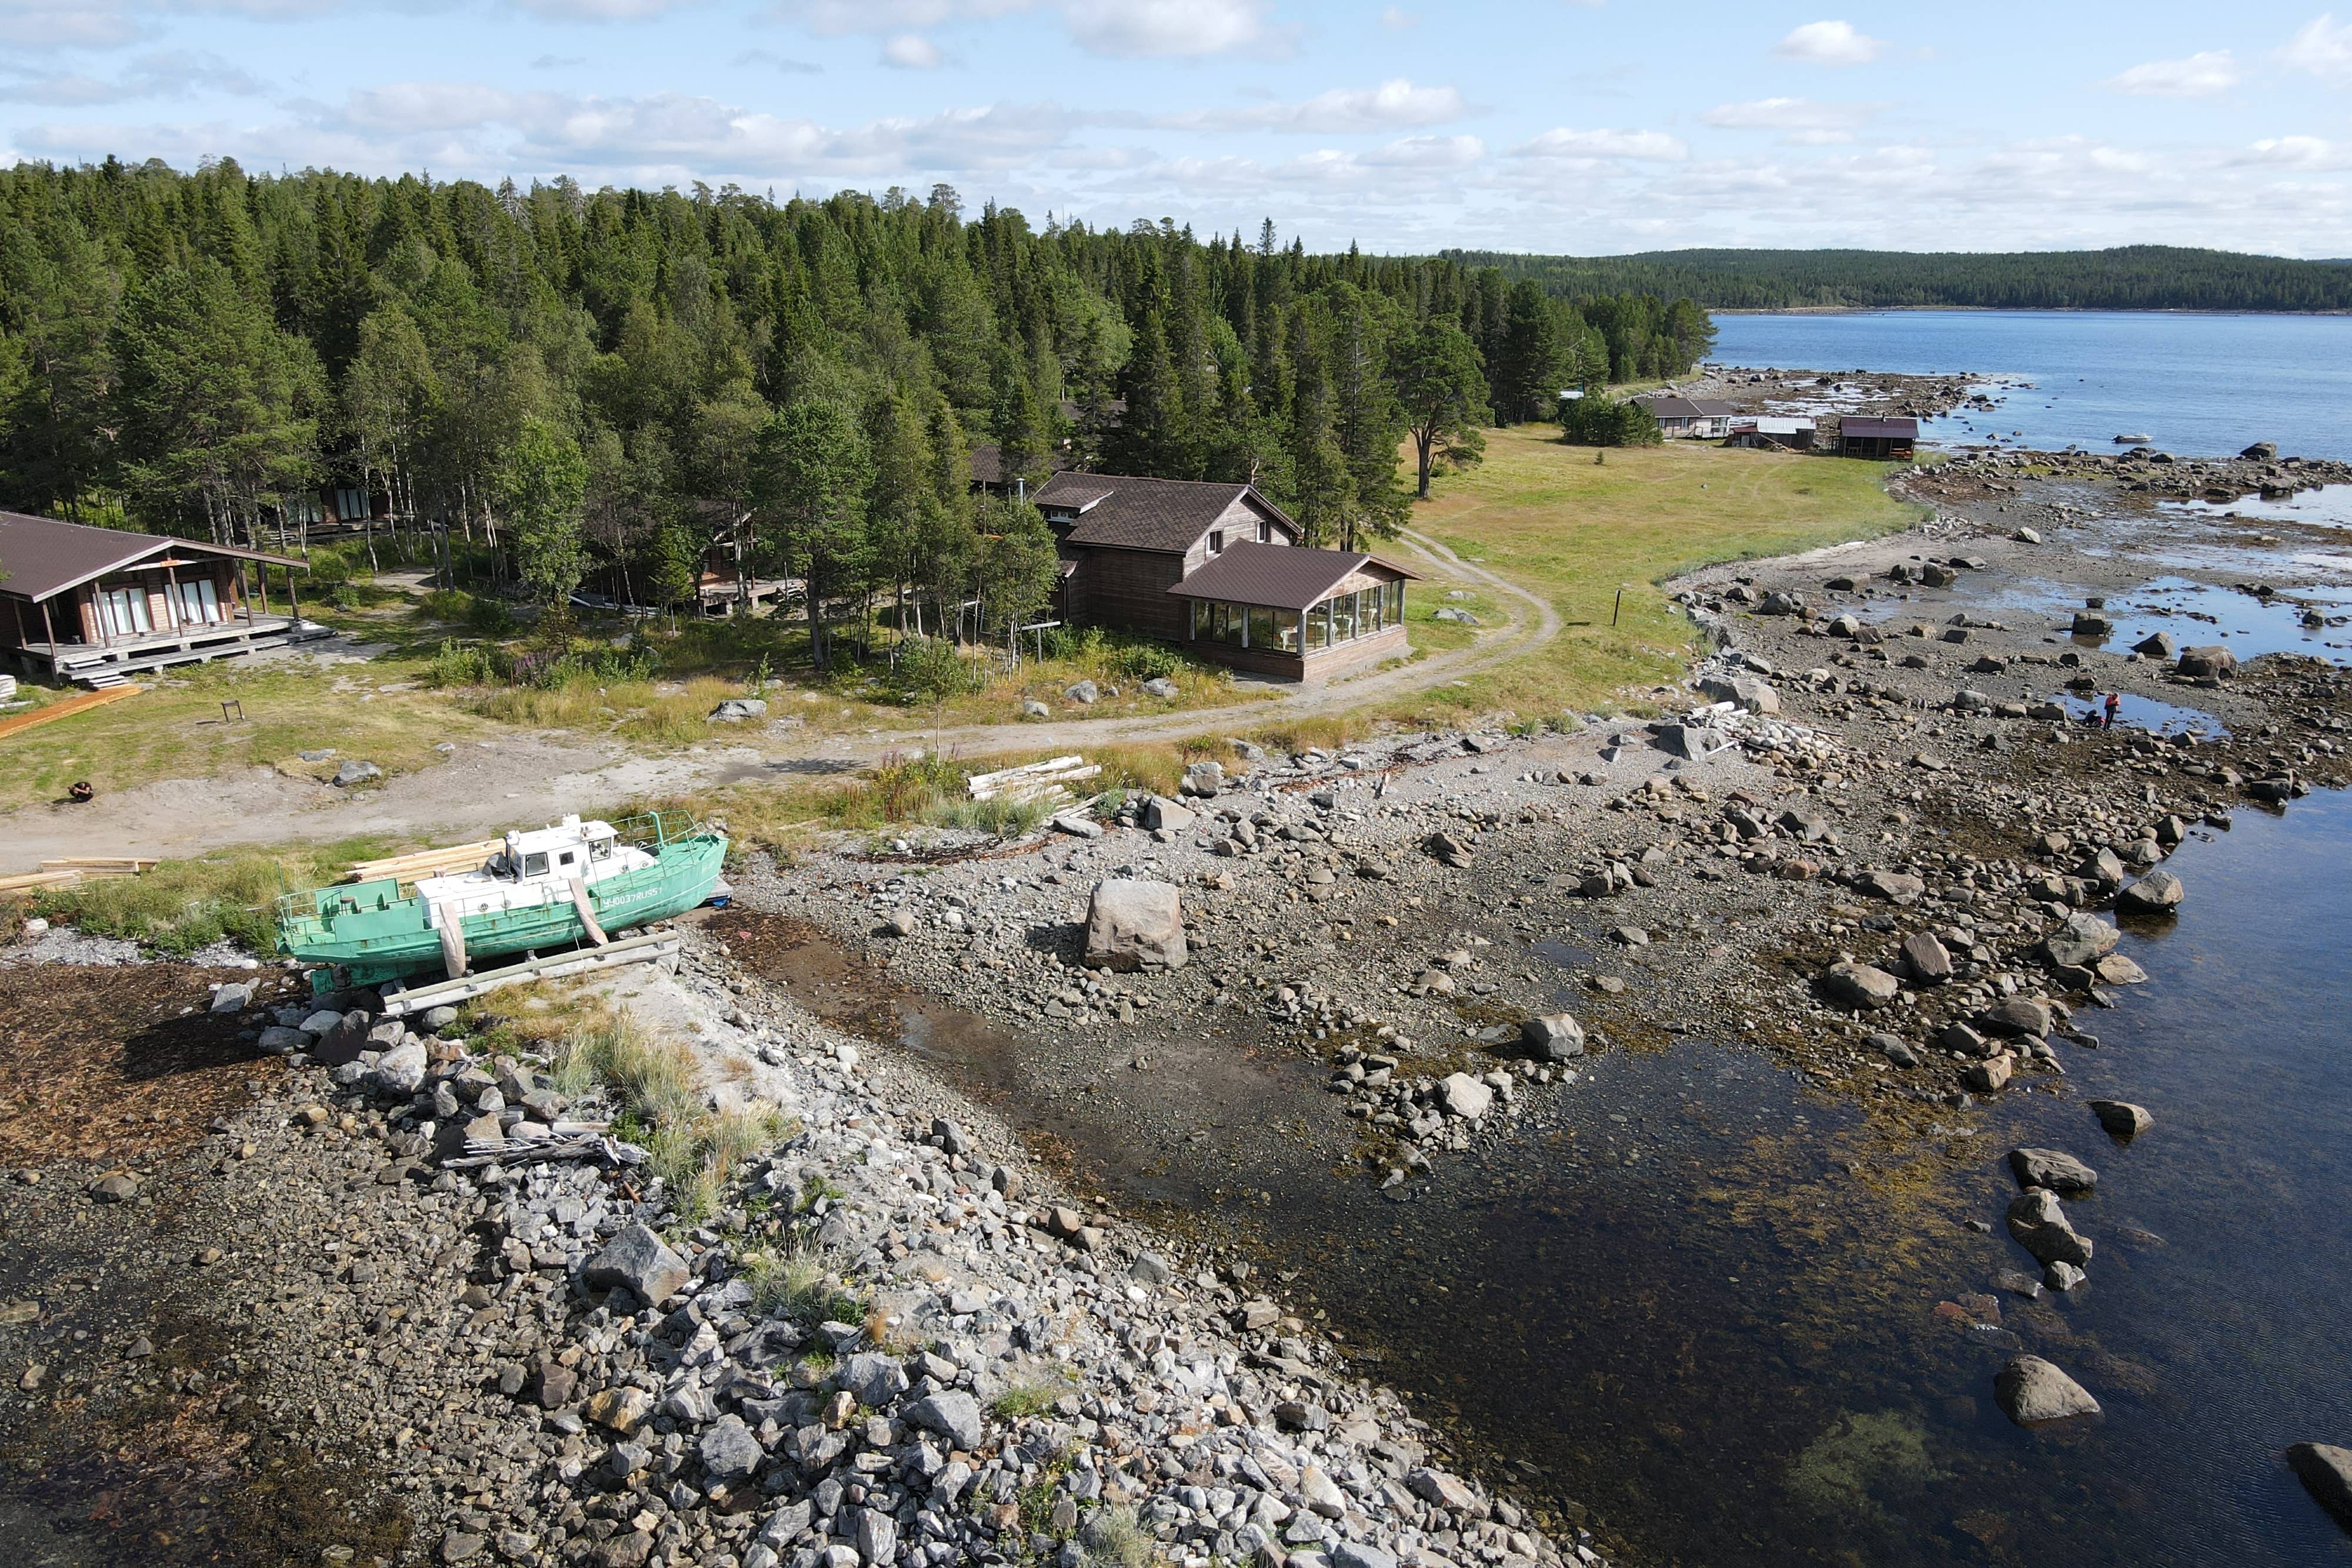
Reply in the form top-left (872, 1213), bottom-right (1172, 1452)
top-left (1641, 396), bottom-right (1738, 419)
top-left (1842, 416), bottom-right (1919, 439)
top-left (0, 511), bottom-right (306, 604)
top-left (1034, 472), bottom-right (1295, 554)
top-left (1167, 541), bottom-right (1418, 612)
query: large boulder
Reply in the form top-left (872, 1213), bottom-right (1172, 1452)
top-left (699, 1415), bottom-right (763, 1482)
top-left (2006, 1189), bottom-right (2093, 1268)
top-left (1659, 724), bottom-right (1734, 761)
top-left (1980, 997), bottom-right (2053, 1039)
top-left (1140, 795), bottom-right (1195, 833)
top-left (2176, 645), bottom-right (2236, 680)
top-left (2008, 1147), bottom-right (2099, 1194)
top-left (369, 1039), bottom-right (429, 1096)
top-left (838, 1352), bottom-right (908, 1409)
top-left (1179, 760), bottom-right (1226, 797)
top-left (2117, 870), bottom-right (2184, 916)
top-left (1438, 1073), bottom-right (1494, 1121)
top-left (905, 1389), bottom-right (984, 1452)
top-left (709, 698), bottom-right (768, 723)
top-left (1995, 1356), bottom-right (2100, 1426)
top-left (583, 1223), bottom-right (691, 1306)
top-left (1900, 931), bottom-right (1953, 984)
top-left (2088, 1100), bottom-right (2154, 1137)
top-left (1823, 961), bottom-right (1901, 1011)
top-left (2042, 914), bottom-right (2119, 969)
top-left (1855, 868), bottom-right (1925, 905)
top-left (1083, 879), bottom-right (1188, 972)
top-left (2287, 1443), bottom-right (2352, 1530)
top-left (1520, 1013), bottom-right (1586, 1061)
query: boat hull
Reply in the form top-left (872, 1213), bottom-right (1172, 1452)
top-left (279, 831), bottom-right (727, 991)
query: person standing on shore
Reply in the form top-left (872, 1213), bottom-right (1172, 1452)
top-left (2104, 692), bottom-right (2122, 728)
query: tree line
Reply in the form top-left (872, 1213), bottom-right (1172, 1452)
top-left (1442, 245), bottom-right (2352, 313)
top-left (0, 156), bottom-right (1712, 661)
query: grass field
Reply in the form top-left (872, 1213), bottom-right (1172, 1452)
top-left (1389, 427), bottom-right (1920, 721)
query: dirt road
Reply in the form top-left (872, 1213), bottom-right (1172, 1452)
top-left (0, 529), bottom-right (1562, 872)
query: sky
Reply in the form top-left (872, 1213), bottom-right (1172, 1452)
top-left (3, 1), bottom-right (2350, 257)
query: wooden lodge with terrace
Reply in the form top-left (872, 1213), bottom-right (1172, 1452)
top-left (0, 511), bottom-right (327, 687)
top-left (1033, 472), bottom-right (1416, 682)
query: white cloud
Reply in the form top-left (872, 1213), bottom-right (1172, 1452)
top-left (734, 46), bottom-right (823, 73)
top-left (1511, 126), bottom-right (1688, 162)
top-left (1175, 79), bottom-right (1467, 133)
top-left (1774, 20), bottom-right (1885, 66)
top-left (6, 47), bottom-right (263, 102)
top-left (2240, 135), bottom-right (2350, 169)
top-left (881, 31), bottom-right (942, 66)
top-left (2279, 12), bottom-right (2352, 79)
top-left (1061, 0), bottom-right (1266, 56)
top-left (0, 1), bottom-right (146, 49)
top-left (1377, 5), bottom-right (1412, 26)
top-left (1359, 133), bottom-right (1482, 169)
top-left (2106, 49), bottom-right (2240, 96)
top-left (1700, 96), bottom-right (1879, 142)
top-left (509, 0), bottom-right (701, 16)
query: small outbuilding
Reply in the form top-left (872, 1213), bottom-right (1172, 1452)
top-left (1639, 396), bottom-right (1739, 439)
top-left (1840, 416), bottom-right (1919, 460)
top-left (1728, 416), bottom-right (1818, 451)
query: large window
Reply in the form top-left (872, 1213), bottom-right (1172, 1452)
top-left (1298, 579), bottom-right (1404, 653)
top-left (175, 577), bottom-right (222, 625)
top-left (96, 585), bottom-right (152, 638)
top-left (1191, 601), bottom-right (1302, 652)
top-left (1330, 592), bottom-right (1357, 641)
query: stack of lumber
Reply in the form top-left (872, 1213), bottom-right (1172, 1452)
top-left (0, 857), bottom-right (158, 895)
top-left (967, 754), bottom-right (1101, 807)
top-left (343, 839), bottom-right (503, 887)
top-left (0, 684), bottom-right (140, 740)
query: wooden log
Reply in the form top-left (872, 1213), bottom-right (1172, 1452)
top-left (0, 869), bottom-right (83, 894)
top-left (0, 684), bottom-right (141, 741)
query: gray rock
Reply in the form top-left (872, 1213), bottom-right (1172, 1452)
top-left (2088, 1100), bottom-right (2154, 1137)
top-left (2043, 913), bottom-right (2119, 969)
top-left (2176, 644), bottom-right (2236, 680)
top-left (2133, 631), bottom-right (2176, 658)
top-left (1994, 1356), bottom-right (2100, 1426)
top-left (209, 982), bottom-right (253, 1013)
top-left (1063, 680), bottom-right (1099, 704)
top-left (853, 1507), bottom-right (896, 1567)
top-left (2006, 1189), bottom-right (2093, 1267)
top-left (2008, 1147), bottom-right (2099, 1194)
top-left (1966, 1055), bottom-right (2015, 1093)
top-left (1083, 878), bottom-right (1187, 972)
top-left (1867, 1032), bottom-right (1919, 1068)
top-left (583, 1223), bottom-right (691, 1306)
top-left (2287, 1443), bottom-right (2352, 1530)
top-left (1438, 1072), bottom-right (1493, 1121)
top-left (2013, 526), bottom-right (2042, 544)
top-left (838, 1352), bottom-right (908, 1409)
top-left (1331, 1543), bottom-right (1399, 1568)
top-left (905, 1389), bottom-right (983, 1452)
top-left (2044, 1259), bottom-right (2089, 1292)
top-left (1049, 812), bottom-right (1102, 839)
top-left (1140, 677), bottom-right (1180, 700)
top-left (1521, 1012), bottom-right (1586, 1061)
top-left (416, 1004), bottom-right (461, 1032)
top-left (440, 1530), bottom-right (486, 1563)
top-left (1023, 700), bottom-right (1050, 718)
top-left (1131, 1251), bottom-right (1173, 1285)
top-left (1180, 760), bottom-right (1226, 797)
top-left (2242, 441), bottom-right (2279, 461)
top-left (256, 1025), bottom-right (309, 1055)
top-left (1823, 961), bottom-right (1901, 1011)
top-left (1980, 997), bottom-right (2052, 1038)
top-left (709, 698), bottom-right (769, 722)
top-left (2117, 870), bottom-right (2184, 915)
top-left (1141, 795), bottom-right (1195, 833)
top-left (298, 1008), bottom-right (345, 1037)
top-left (370, 1039), bottom-right (429, 1096)
top-left (1659, 724), bottom-right (1734, 760)
top-left (1856, 869), bottom-right (1926, 905)
top-left (1900, 931), bottom-right (1953, 984)
top-left (880, 910), bottom-right (918, 938)
top-left (699, 1415), bottom-right (763, 1483)
top-left (331, 759), bottom-right (383, 787)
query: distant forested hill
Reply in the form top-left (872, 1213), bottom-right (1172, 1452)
top-left (1436, 246), bottom-right (2352, 313)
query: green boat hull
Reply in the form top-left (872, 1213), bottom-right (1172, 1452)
top-left (279, 830), bottom-right (727, 992)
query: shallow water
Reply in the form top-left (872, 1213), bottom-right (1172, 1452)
top-left (730, 798), bottom-right (2352, 1566)
top-left (1865, 571), bottom-right (2352, 665)
top-left (1710, 312), bottom-right (2352, 462)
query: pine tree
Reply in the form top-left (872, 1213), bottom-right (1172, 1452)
top-left (1389, 319), bottom-right (1490, 500)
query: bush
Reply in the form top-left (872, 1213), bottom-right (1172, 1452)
top-left (1113, 641), bottom-right (1185, 681)
top-left (426, 637), bottom-right (502, 687)
top-left (1560, 394), bottom-right (1663, 447)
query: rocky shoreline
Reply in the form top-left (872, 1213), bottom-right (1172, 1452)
top-left (8, 459), bottom-right (2352, 1566)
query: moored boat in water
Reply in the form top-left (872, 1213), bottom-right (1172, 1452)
top-left (278, 811), bottom-right (726, 992)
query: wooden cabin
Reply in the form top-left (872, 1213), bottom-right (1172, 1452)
top-left (0, 511), bottom-right (321, 686)
top-left (1033, 472), bottom-right (1416, 681)
top-left (1840, 416), bottom-right (1919, 460)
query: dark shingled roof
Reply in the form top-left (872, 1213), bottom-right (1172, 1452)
top-left (1640, 396), bottom-right (1738, 419)
top-left (1034, 472), bottom-right (1294, 554)
top-left (0, 512), bottom-right (306, 604)
top-left (1842, 416), bottom-right (1919, 439)
top-left (968, 443), bottom-right (1003, 486)
top-left (1167, 541), bottom-right (1416, 612)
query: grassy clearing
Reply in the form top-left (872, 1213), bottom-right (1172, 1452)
top-left (24, 833), bottom-right (399, 954)
top-left (1389, 426), bottom-right (1919, 721)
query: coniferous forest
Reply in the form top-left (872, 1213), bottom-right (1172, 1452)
top-left (0, 156), bottom-right (1713, 634)
top-left (1443, 245), bottom-right (2352, 313)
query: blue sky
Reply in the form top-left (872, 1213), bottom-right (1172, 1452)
top-left (4, 1), bottom-right (2349, 256)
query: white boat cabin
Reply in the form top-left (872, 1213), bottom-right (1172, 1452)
top-left (415, 815), bottom-right (653, 926)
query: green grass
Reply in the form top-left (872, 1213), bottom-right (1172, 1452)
top-left (1395, 427), bottom-right (1919, 720)
top-left (25, 833), bottom-right (399, 954)
top-left (740, 1239), bottom-right (865, 1330)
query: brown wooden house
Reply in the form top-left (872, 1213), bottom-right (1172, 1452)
top-left (1839, 416), bottom-right (1918, 460)
top-left (1033, 473), bottom-right (1416, 681)
top-left (0, 511), bottom-right (321, 687)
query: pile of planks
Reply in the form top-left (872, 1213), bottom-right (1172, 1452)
top-left (343, 838), bottom-right (503, 887)
top-left (0, 684), bottom-right (140, 742)
top-left (966, 754), bottom-right (1101, 808)
top-left (0, 856), bottom-right (158, 895)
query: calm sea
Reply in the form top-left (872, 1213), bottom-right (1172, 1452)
top-left (1709, 309), bottom-right (2352, 463)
